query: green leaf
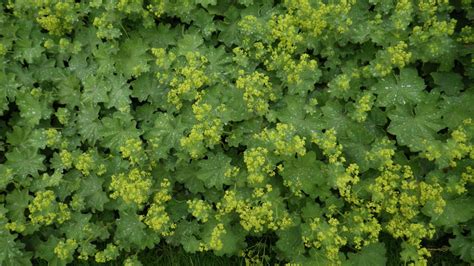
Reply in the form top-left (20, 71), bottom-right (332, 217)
top-left (115, 211), bottom-right (156, 250)
top-left (174, 161), bottom-right (206, 194)
top-left (450, 229), bottom-right (474, 263)
top-left (441, 91), bottom-right (474, 129)
top-left (114, 37), bottom-right (151, 78)
top-left (273, 95), bottom-right (323, 137)
top-left (171, 220), bottom-right (201, 253)
top-left (5, 189), bottom-right (31, 222)
top-left (130, 73), bottom-right (168, 106)
top-left (99, 112), bottom-right (141, 149)
top-left (321, 100), bottom-right (354, 137)
top-left (77, 175), bottom-right (109, 211)
top-left (34, 235), bottom-right (65, 266)
top-left (432, 197), bottom-right (474, 228)
top-left (15, 89), bottom-right (52, 126)
top-left (77, 103), bottom-right (101, 144)
top-left (216, 7), bottom-right (241, 46)
top-left (13, 21), bottom-right (44, 64)
top-left (196, 152), bottom-right (232, 189)
top-left (195, 0), bottom-right (217, 8)
top-left (61, 212), bottom-right (92, 240)
top-left (281, 151), bottom-right (325, 197)
top-left (431, 72), bottom-right (464, 96)
top-left (372, 68), bottom-right (426, 107)
top-left (345, 243), bottom-right (387, 266)
top-left (276, 225), bottom-right (306, 261)
top-left (5, 147), bottom-right (45, 180)
top-left (104, 75), bottom-right (131, 112)
top-left (214, 224), bottom-right (246, 256)
top-left (6, 126), bottom-right (46, 151)
top-left (55, 75), bottom-right (82, 107)
top-left (177, 33), bottom-right (204, 55)
top-left (0, 165), bottom-right (13, 190)
top-left (144, 113), bottom-right (187, 160)
top-left (0, 229), bottom-right (31, 266)
top-left (387, 96), bottom-right (444, 150)
top-left (0, 71), bottom-right (20, 115)
top-left (81, 76), bottom-right (110, 104)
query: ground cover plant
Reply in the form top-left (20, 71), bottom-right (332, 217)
top-left (0, 0), bottom-right (473, 265)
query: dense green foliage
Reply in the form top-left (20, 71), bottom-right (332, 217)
top-left (0, 0), bottom-right (473, 265)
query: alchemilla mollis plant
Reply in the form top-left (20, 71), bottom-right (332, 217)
top-left (0, 0), bottom-right (473, 265)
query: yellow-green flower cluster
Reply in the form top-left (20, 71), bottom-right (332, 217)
top-left (255, 123), bottom-right (306, 157)
top-left (238, 15), bottom-right (265, 40)
top-left (209, 223), bottom-right (226, 251)
top-left (252, 184), bottom-right (273, 199)
top-left (110, 168), bottom-right (152, 205)
top-left (123, 256), bottom-right (143, 266)
top-left (366, 138), bottom-right (396, 170)
top-left (284, 0), bottom-right (353, 38)
top-left (224, 166), bottom-right (240, 178)
top-left (28, 190), bottom-right (56, 225)
top-left (351, 93), bottom-right (374, 122)
top-left (346, 209), bottom-right (382, 250)
top-left (28, 190), bottom-right (70, 225)
top-left (146, 0), bottom-right (166, 18)
top-left (391, 0), bottom-right (413, 30)
top-left (387, 41), bottom-right (412, 69)
top-left (95, 244), bottom-right (119, 263)
top-left (57, 38), bottom-right (81, 54)
top-left (336, 163), bottom-right (361, 204)
top-left (151, 48), bottom-right (176, 81)
top-left (236, 70), bottom-right (276, 115)
top-left (328, 74), bottom-right (351, 96)
top-left (4, 221), bottom-right (26, 233)
top-left (54, 239), bottom-right (78, 260)
top-left (75, 151), bottom-right (94, 176)
top-left (367, 41), bottom-right (412, 77)
top-left (417, 0), bottom-right (451, 21)
top-left (410, 17), bottom-right (456, 60)
top-left (168, 52), bottom-right (209, 110)
top-left (421, 120), bottom-right (473, 168)
top-left (55, 107), bottom-right (70, 125)
top-left (0, 43), bottom-right (6, 56)
top-left (386, 217), bottom-right (435, 265)
top-left (302, 217), bottom-right (348, 263)
top-left (30, 0), bottom-right (80, 36)
top-left (312, 128), bottom-right (345, 164)
top-left (458, 26), bottom-right (474, 44)
top-left (267, 13), bottom-right (302, 53)
top-left (200, 223), bottom-right (227, 252)
top-left (243, 147), bottom-right (274, 184)
top-left (116, 0), bottom-right (143, 14)
top-left (45, 128), bottom-right (61, 147)
top-left (180, 118), bottom-right (223, 159)
top-left (187, 199), bottom-right (212, 223)
top-left (449, 166), bottom-right (474, 195)
top-left (283, 178), bottom-right (303, 198)
top-left (238, 201), bottom-right (275, 233)
top-left (216, 190), bottom-right (244, 215)
top-left (92, 12), bottom-right (122, 39)
top-left (419, 182), bottom-right (445, 214)
top-left (144, 179), bottom-right (175, 236)
top-left (216, 189), bottom-right (292, 233)
top-left (120, 138), bottom-right (146, 165)
top-left (365, 161), bottom-right (445, 264)
top-left (285, 54), bottom-right (317, 85)
top-left (59, 149), bottom-right (73, 169)
top-left (263, 49), bottom-right (318, 92)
